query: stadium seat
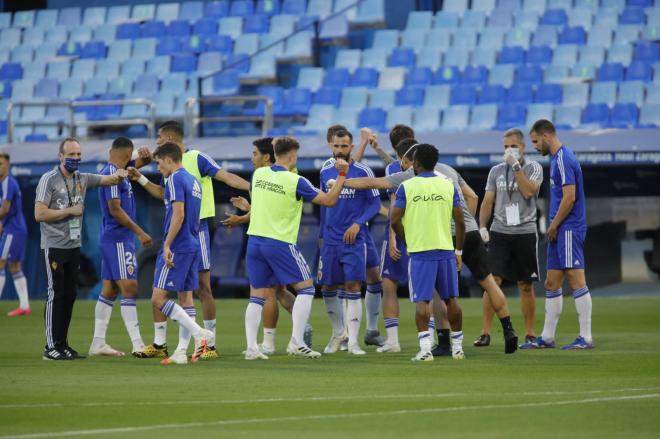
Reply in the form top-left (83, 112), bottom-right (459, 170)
top-left (426, 29), bottom-right (452, 51)
top-left (440, 105), bottom-right (469, 132)
top-left (619, 7), bottom-right (645, 25)
top-left (422, 85), bottom-right (451, 109)
top-left (634, 42), bottom-right (660, 63)
top-left (57, 42), bottom-right (81, 58)
top-left (141, 20), bottom-right (165, 39)
top-left (205, 1), bottom-right (230, 19)
top-left (469, 104), bottom-right (497, 131)
top-left (517, 65), bottom-right (543, 85)
top-left (0, 29), bottom-right (20, 51)
top-left (84, 77), bottom-right (108, 96)
top-left (134, 74), bottom-right (160, 97)
top-left (610, 103), bottom-right (638, 128)
top-left (132, 4), bottom-right (156, 21)
top-left (617, 81), bottom-right (645, 106)
top-left (581, 103), bottom-right (610, 127)
top-left (413, 107), bottom-right (440, 132)
top-left (639, 103), bottom-right (660, 127)
top-left (287, 88), bottom-right (312, 116)
top-left (34, 78), bottom-right (59, 99)
top-left (489, 65), bottom-right (516, 87)
top-left (351, 67), bottom-right (379, 88)
top-left (378, 68), bottom-right (406, 90)
top-left (245, 15), bottom-right (270, 34)
top-left (297, 67), bottom-right (323, 92)
top-left (211, 71), bottom-right (240, 96)
top-left (358, 108), bottom-right (387, 132)
top-left (535, 83), bottom-right (562, 103)
top-left (443, 48), bottom-right (469, 69)
top-left (206, 35), bottom-right (233, 54)
top-left (223, 54), bottom-right (250, 74)
top-left (168, 20), bottom-right (191, 37)
top-left (416, 48), bottom-right (443, 71)
top-left (497, 105), bottom-right (526, 130)
top-left (210, 225), bottom-right (247, 288)
top-left (36, 9), bottom-right (58, 28)
top-left (559, 26), bottom-right (586, 45)
top-left (80, 42), bottom-right (106, 60)
top-left (0, 81), bottom-right (10, 99)
top-left (59, 78), bottom-right (83, 99)
top-left (333, 108), bottom-right (359, 131)
top-left (302, 104), bottom-right (335, 132)
top-left (197, 52), bottom-right (222, 76)
top-left (13, 10), bottom-right (35, 28)
top-left (526, 103), bottom-right (555, 126)
top-left (508, 84), bottom-right (534, 104)
top-left (532, 26), bottom-right (558, 48)
top-left (71, 59), bottom-right (95, 80)
top-left (396, 87), bottom-right (424, 107)
top-left (156, 37), bottom-right (181, 57)
top-left (219, 17), bottom-right (244, 39)
top-left (282, 0), bottom-right (307, 15)
top-left (625, 62), bottom-right (652, 82)
top-left (46, 61), bottom-right (70, 80)
top-left (386, 107), bottom-right (413, 129)
top-left (117, 23), bottom-right (141, 40)
top-left (93, 25), bottom-right (116, 43)
top-left (488, 9), bottom-right (513, 29)
top-left (283, 32), bottom-right (313, 60)
top-left (526, 45), bottom-right (553, 64)
top-left (541, 9), bottom-right (567, 26)
top-left (579, 46), bottom-right (606, 68)
top-left (598, 63), bottom-right (625, 82)
top-left (313, 87), bottom-right (341, 106)
top-left (479, 85), bottom-right (506, 105)
top-left (607, 44), bottom-right (633, 65)
top-left (270, 15), bottom-right (298, 37)
top-left (319, 15), bottom-right (350, 41)
top-left (83, 7), bottom-right (107, 27)
top-left (552, 44), bottom-right (578, 67)
top-left (171, 55), bottom-right (197, 74)
top-left (354, 0), bottom-right (386, 26)
top-left (23, 28), bottom-right (45, 47)
top-left (434, 11), bottom-right (459, 30)
top-left (405, 67), bottom-right (433, 88)
top-left (369, 89), bottom-right (395, 109)
top-left (323, 68), bottom-right (350, 88)
top-left (10, 46), bottom-right (33, 65)
top-left (591, 82), bottom-right (618, 107)
top-left (234, 34), bottom-right (260, 56)
top-left (462, 66), bottom-right (489, 86)
top-left (614, 25), bottom-right (640, 45)
top-left (499, 46), bottom-right (525, 65)
top-left (406, 11), bottom-right (433, 30)
top-left (562, 83), bottom-right (590, 107)
top-left (569, 8), bottom-right (593, 30)
top-left (146, 56), bottom-right (171, 77)
top-left (340, 87), bottom-right (369, 109)
top-left (388, 48), bottom-right (415, 68)
top-left (478, 29), bottom-right (505, 52)
top-left (108, 77), bottom-right (132, 95)
top-left (193, 19), bottom-right (218, 36)
top-left (334, 49), bottom-right (361, 72)
top-left (244, 53), bottom-right (276, 79)
top-left (373, 30), bottom-right (399, 51)
top-left (553, 104), bottom-right (582, 129)
top-left (450, 85), bottom-right (477, 106)
top-left (506, 29), bottom-right (531, 49)
top-left (122, 59), bottom-right (145, 79)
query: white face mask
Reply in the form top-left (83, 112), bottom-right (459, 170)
top-left (505, 147), bottom-right (521, 162)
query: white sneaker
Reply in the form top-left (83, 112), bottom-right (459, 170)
top-left (192, 329), bottom-right (213, 363)
top-left (339, 331), bottom-right (348, 351)
top-left (452, 349), bottom-right (465, 360)
top-left (245, 348), bottom-right (269, 360)
top-left (347, 344), bottom-right (366, 355)
top-left (412, 350), bottom-right (434, 362)
top-left (286, 342), bottom-right (321, 359)
top-left (88, 343), bottom-right (125, 357)
top-left (323, 334), bottom-right (347, 354)
top-left (376, 342), bottom-right (401, 353)
top-left (259, 344), bottom-right (275, 355)
top-left (160, 349), bottom-right (188, 365)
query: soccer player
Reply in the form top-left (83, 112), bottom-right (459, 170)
top-left (476, 128), bottom-right (543, 347)
top-left (319, 129), bottom-right (381, 355)
top-left (243, 136), bottom-right (349, 360)
top-left (0, 152), bottom-right (30, 317)
top-left (390, 144), bottom-right (465, 362)
top-left (222, 137), bottom-right (312, 354)
top-left (522, 119), bottom-right (593, 350)
top-left (88, 137), bottom-right (153, 357)
top-left (345, 144), bottom-right (520, 354)
top-left (141, 121), bottom-right (250, 360)
top-left (141, 142), bottom-right (212, 364)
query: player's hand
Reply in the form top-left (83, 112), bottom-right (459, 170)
top-left (369, 133), bottom-right (379, 149)
top-left (479, 227), bottom-right (490, 243)
top-left (115, 169), bottom-right (128, 179)
top-left (547, 223), bottom-right (558, 242)
top-left (388, 237), bottom-right (401, 261)
top-left (504, 148), bottom-right (519, 168)
top-left (230, 196), bottom-right (250, 212)
top-left (138, 231), bottom-right (153, 247)
top-left (137, 147), bottom-right (152, 160)
top-left (455, 254), bottom-right (462, 272)
top-left (163, 246), bottom-right (174, 268)
top-left (343, 223), bottom-right (360, 244)
top-left (127, 167), bottom-right (141, 181)
top-left (325, 178), bottom-right (336, 190)
top-left (221, 213), bottom-right (242, 228)
top-left (360, 127), bottom-right (372, 145)
top-left (68, 204), bottom-right (84, 217)
top-left (335, 158), bottom-right (349, 175)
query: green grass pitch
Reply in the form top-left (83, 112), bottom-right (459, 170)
top-left (1, 296), bottom-right (659, 438)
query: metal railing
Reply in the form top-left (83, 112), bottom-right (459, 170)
top-left (5, 98), bottom-right (155, 143)
top-left (184, 95), bottom-right (273, 138)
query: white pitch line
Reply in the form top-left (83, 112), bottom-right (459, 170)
top-left (1, 386), bottom-right (660, 409)
top-left (2, 393), bottom-right (660, 439)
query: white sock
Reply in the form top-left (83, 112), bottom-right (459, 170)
top-left (263, 327), bottom-right (276, 349)
top-left (346, 293), bottom-right (362, 347)
top-left (154, 321), bottom-right (167, 346)
top-left (428, 317), bottom-right (437, 344)
top-left (451, 330), bottom-right (464, 354)
top-left (160, 301), bottom-right (202, 339)
top-left (203, 319), bottom-right (217, 348)
top-left (176, 306), bottom-right (196, 352)
top-left (12, 271), bottom-right (29, 309)
top-left (322, 290), bottom-right (344, 336)
top-left (573, 287), bottom-right (592, 343)
top-left (245, 298), bottom-right (264, 351)
top-left (365, 282), bottom-right (382, 332)
top-left (541, 289), bottom-right (563, 341)
top-left (120, 298), bottom-right (144, 352)
top-left (291, 287), bottom-right (315, 346)
top-left (93, 295), bottom-right (115, 347)
top-left (418, 330), bottom-right (432, 353)
top-left (384, 317), bottom-right (399, 345)
top-left (0, 272), bottom-right (5, 299)
top-left (338, 289), bottom-right (348, 334)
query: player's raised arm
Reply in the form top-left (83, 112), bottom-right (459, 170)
top-left (344, 175), bottom-right (394, 190)
top-left (311, 158), bottom-right (349, 207)
top-left (128, 167), bottom-right (165, 200)
top-left (215, 169), bottom-right (250, 191)
top-left (98, 169), bottom-right (128, 187)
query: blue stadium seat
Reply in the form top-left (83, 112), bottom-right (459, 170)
top-left (141, 20), bottom-right (165, 39)
top-left (47, 61), bottom-right (70, 80)
top-left (84, 77), bottom-right (108, 96)
top-left (581, 103), bottom-right (610, 127)
top-left (323, 68), bottom-right (350, 88)
top-left (499, 46), bottom-right (525, 65)
top-left (378, 67), bottom-right (406, 90)
top-left (639, 104), bottom-right (660, 127)
top-left (340, 87), bottom-right (369, 109)
top-left (508, 84), bottom-right (534, 104)
top-left (422, 85), bottom-right (450, 109)
top-left (80, 42), bottom-right (106, 60)
top-left (245, 15), bottom-right (270, 34)
top-left (193, 19), bottom-right (217, 36)
top-left (462, 65), bottom-right (489, 86)
top-left (388, 48), bottom-right (415, 68)
top-left (156, 3), bottom-right (180, 22)
top-left (106, 40), bottom-right (132, 62)
top-left (71, 59), bottom-right (95, 80)
top-left (453, 28), bottom-right (478, 51)
top-left (146, 56), bottom-right (171, 77)
top-left (351, 67), bottom-right (378, 88)
top-left (478, 29), bottom-right (505, 52)
top-left (497, 105), bottom-right (526, 129)
top-left (532, 26), bottom-right (558, 48)
top-left (206, 1), bottom-right (230, 19)
top-left (559, 26), bottom-right (586, 45)
top-left (69, 26), bottom-right (93, 44)
top-left (610, 103), bottom-right (638, 128)
top-left (83, 7), bottom-right (107, 27)
top-left (0, 13), bottom-right (10, 29)
top-left (541, 9), bottom-right (567, 26)
top-left (598, 62), bottom-right (625, 82)
top-left (11, 46), bottom-right (32, 65)
top-left (257, 0), bottom-right (281, 15)
top-left (354, 0), bottom-right (386, 26)
top-left (134, 74), bottom-right (159, 97)
top-left (619, 7), bottom-right (645, 25)
top-left (335, 49), bottom-right (361, 71)
top-left (0, 29), bottom-right (20, 51)
top-left (626, 61), bottom-right (652, 82)
top-left (270, 14), bottom-right (297, 36)
top-left (426, 29), bottom-right (452, 51)
top-left (211, 71), bottom-right (240, 95)
top-left (182, 35), bottom-right (206, 54)
top-left (552, 44), bottom-right (578, 67)
top-left (132, 4), bottom-right (155, 21)
top-left (526, 45), bottom-right (553, 64)
top-left (313, 87), bottom-right (341, 106)
top-left (562, 83), bottom-right (590, 106)
top-left (386, 107), bottom-right (413, 129)
top-left (319, 15), bottom-right (349, 41)
top-left (219, 17), bottom-right (244, 39)
top-left (259, 34), bottom-right (285, 58)
top-left (13, 10), bottom-right (35, 28)
top-left (413, 107), bottom-right (440, 132)
top-left (0, 81), bottom-right (10, 99)
top-left (57, 42), bottom-right (81, 58)
top-left (406, 67), bottom-right (433, 87)
top-left (283, 31), bottom-right (313, 59)
top-left (358, 108), bottom-right (387, 132)
top-left (506, 28), bottom-right (531, 49)
top-left (156, 37), bottom-right (181, 56)
top-left (526, 103), bottom-right (554, 126)
top-left (434, 11), bottom-right (459, 30)
top-left (535, 83), bottom-right (562, 103)
top-left (36, 9), bottom-right (58, 28)
top-left (297, 67), bottom-right (323, 91)
top-left (406, 11), bottom-right (433, 30)
top-left (301, 104), bottom-right (334, 132)
top-left (396, 87), bottom-right (424, 106)
top-left (10, 79), bottom-right (34, 100)
top-left (369, 89), bottom-right (395, 109)
top-left (517, 65), bottom-right (543, 85)
top-left (587, 25), bottom-right (613, 47)
top-left (223, 54), bottom-right (250, 74)
top-left (607, 44), bottom-right (633, 65)
top-left (469, 104), bottom-right (497, 131)
top-left (373, 30), bottom-right (399, 51)
top-left (206, 35), bottom-right (233, 54)
top-left (472, 48), bottom-right (498, 69)
top-left (282, 0), bottom-right (307, 15)
top-left (287, 88), bottom-right (312, 116)
top-left (116, 23), bottom-right (141, 40)
top-left (249, 85), bottom-right (288, 116)
top-left (434, 67), bottom-right (462, 87)
top-left (171, 54), bottom-right (196, 73)
top-left (34, 78), bottom-right (59, 99)
top-left (579, 46), bottom-right (606, 68)
top-left (57, 78), bottom-right (81, 99)
top-left (443, 48), bottom-right (469, 69)
top-left (614, 25), bottom-right (640, 45)
top-left (462, 10), bottom-right (487, 29)
top-left (488, 9), bottom-right (513, 29)
top-left (168, 20), bottom-right (191, 37)
top-left (450, 84), bottom-right (477, 105)
top-left (180, 1), bottom-right (204, 21)
top-left (23, 28), bottom-right (45, 47)
top-left (618, 81), bottom-right (645, 106)
top-left (479, 85), bottom-right (506, 104)
top-left (130, 40), bottom-right (156, 61)
top-left (591, 82), bottom-right (618, 106)
top-left (93, 24), bottom-right (116, 43)
top-left (440, 105), bottom-right (469, 132)
top-left (634, 42), bottom-right (660, 64)
top-left (553, 104), bottom-right (581, 128)
top-left (244, 53), bottom-right (276, 79)
top-left (489, 65), bottom-right (515, 87)
top-left (443, 0), bottom-right (468, 13)
top-left (416, 48), bottom-right (442, 71)
top-left (197, 52), bottom-right (222, 76)
top-left (569, 7), bottom-right (593, 30)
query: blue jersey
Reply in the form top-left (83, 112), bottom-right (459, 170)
top-left (0, 175), bottom-right (27, 234)
top-left (188, 149), bottom-right (223, 178)
top-left (549, 146), bottom-right (586, 232)
top-left (98, 162), bottom-right (136, 243)
top-left (320, 159), bottom-right (380, 246)
top-left (163, 168), bottom-right (202, 253)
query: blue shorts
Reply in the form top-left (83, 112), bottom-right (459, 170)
top-left (364, 232), bottom-right (380, 270)
top-left (380, 235), bottom-right (409, 283)
top-left (246, 238), bottom-right (312, 289)
top-left (318, 242), bottom-right (367, 285)
top-left (547, 229), bottom-right (586, 270)
top-left (152, 250), bottom-right (199, 292)
top-left (198, 219), bottom-right (211, 272)
top-left (408, 255), bottom-right (458, 302)
top-left (100, 240), bottom-right (137, 281)
top-left (0, 232), bottom-right (25, 262)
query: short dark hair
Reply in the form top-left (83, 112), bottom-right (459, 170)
top-left (0, 152), bottom-right (10, 162)
top-left (332, 129), bottom-right (353, 142)
top-left (326, 124), bottom-right (347, 142)
top-left (395, 138), bottom-right (418, 159)
top-left (59, 137), bottom-right (80, 153)
top-left (159, 122), bottom-right (184, 140)
top-left (529, 119), bottom-right (556, 136)
top-left (253, 137), bottom-right (274, 163)
top-left (413, 144), bottom-right (439, 171)
top-left (389, 124), bottom-right (415, 149)
top-left (159, 120), bottom-right (181, 130)
top-left (273, 136), bottom-right (300, 156)
top-left (153, 142), bottom-right (182, 162)
top-left (111, 136), bottom-right (134, 150)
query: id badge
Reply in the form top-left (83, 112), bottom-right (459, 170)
top-left (505, 203), bottom-right (520, 226)
top-left (69, 217), bottom-right (81, 240)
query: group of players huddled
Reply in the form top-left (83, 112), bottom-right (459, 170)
top-left (17, 118), bottom-right (593, 363)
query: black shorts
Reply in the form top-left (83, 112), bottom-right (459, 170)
top-left (456, 230), bottom-right (491, 281)
top-left (487, 231), bottom-right (540, 284)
